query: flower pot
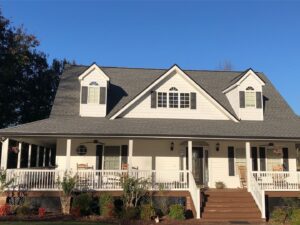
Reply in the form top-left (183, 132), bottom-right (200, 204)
top-left (60, 196), bottom-right (71, 215)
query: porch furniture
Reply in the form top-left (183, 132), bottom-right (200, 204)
top-left (238, 166), bottom-right (247, 188)
top-left (77, 163), bottom-right (94, 170)
top-left (76, 163), bottom-right (94, 189)
top-left (121, 163), bottom-right (128, 170)
top-left (272, 165), bottom-right (287, 189)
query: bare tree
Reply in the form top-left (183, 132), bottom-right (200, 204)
top-left (218, 60), bottom-right (233, 71)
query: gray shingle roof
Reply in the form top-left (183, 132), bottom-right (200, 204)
top-left (0, 64), bottom-right (299, 139)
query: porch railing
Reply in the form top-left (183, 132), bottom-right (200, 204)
top-left (252, 171), bottom-right (300, 191)
top-left (249, 173), bottom-right (265, 219)
top-left (188, 171), bottom-right (201, 219)
top-left (6, 169), bottom-right (189, 191)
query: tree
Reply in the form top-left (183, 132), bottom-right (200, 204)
top-left (218, 60), bottom-right (233, 71)
top-left (0, 9), bottom-right (70, 128)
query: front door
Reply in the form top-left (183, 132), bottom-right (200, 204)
top-left (192, 147), bottom-right (209, 186)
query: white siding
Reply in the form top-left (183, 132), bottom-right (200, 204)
top-left (225, 86), bottom-right (240, 117)
top-left (123, 72), bottom-right (230, 120)
top-left (79, 69), bottom-right (108, 117)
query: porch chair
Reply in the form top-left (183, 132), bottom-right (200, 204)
top-left (272, 165), bottom-right (287, 189)
top-left (238, 165), bottom-right (247, 188)
top-left (76, 163), bottom-right (94, 190)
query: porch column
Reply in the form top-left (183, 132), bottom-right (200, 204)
top-left (66, 139), bottom-right (71, 170)
top-left (17, 142), bottom-right (22, 169)
top-left (128, 139), bottom-right (133, 170)
top-left (1, 138), bottom-right (9, 169)
top-left (36, 146), bottom-right (40, 167)
top-left (28, 144), bottom-right (32, 168)
top-left (246, 141), bottom-right (251, 192)
top-left (43, 148), bottom-right (46, 167)
top-left (49, 148), bottom-right (52, 166)
top-left (188, 140), bottom-right (192, 172)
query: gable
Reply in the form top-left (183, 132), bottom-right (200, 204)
top-left (116, 66), bottom-right (237, 121)
top-left (78, 63), bottom-right (110, 82)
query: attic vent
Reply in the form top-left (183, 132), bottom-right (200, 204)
top-left (246, 86), bottom-right (254, 91)
top-left (89, 81), bottom-right (99, 86)
top-left (169, 87), bottom-right (178, 91)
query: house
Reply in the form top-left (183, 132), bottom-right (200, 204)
top-left (0, 63), bottom-right (299, 221)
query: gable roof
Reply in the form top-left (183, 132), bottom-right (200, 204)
top-left (110, 65), bottom-right (239, 121)
top-left (0, 64), bottom-right (299, 140)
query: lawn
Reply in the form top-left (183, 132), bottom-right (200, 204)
top-left (0, 222), bottom-right (115, 225)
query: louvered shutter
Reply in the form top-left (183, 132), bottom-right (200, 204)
top-left (251, 147), bottom-right (258, 171)
top-left (151, 91), bottom-right (157, 108)
top-left (190, 92), bottom-right (197, 109)
top-left (121, 145), bottom-right (128, 166)
top-left (100, 87), bottom-right (106, 104)
top-left (228, 147), bottom-right (235, 176)
top-left (256, 92), bottom-right (262, 109)
top-left (283, 148), bottom-right (289, 171)
top-left (239, 91), bottom-right (245, 108)
top-left (81, 86), bottom-right (88, 104)
top-left (259, 147), bottom-right (266, 171)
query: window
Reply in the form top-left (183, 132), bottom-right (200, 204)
top-left (76, 145), bottom-right (87, 156)
top-left (180, 93), bottom-right (190, 108)
top-left (88, 87), bottom-right (99, 104)
top-left (169, 92), bottom-right (178, 108)
top-left (157, 92), bottom-right (167, 108)
top-left (103, 146), bottom-right (120, 170)
top-left (245, 91), bottom-right (256, 107)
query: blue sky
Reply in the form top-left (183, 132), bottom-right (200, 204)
top-left (1, 1), bottom-right (299, 115)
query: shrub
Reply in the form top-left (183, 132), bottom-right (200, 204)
top-left (140, 204), bottom-right (155, 220)
top-left (121, 206), bottom-right (140, 220)
top-left (99, 193), bottom-right (114, 217)
top-left (215, 181), bottom-right (225, 189)
top-left (57, 172), bottom-right (77, 197)
top-left (291, 208), bottom-right (300, 225)
top-left (271, 207), bottom-right (288, 225)
top-left (72, 193), bottom-right (93, 216)
top-left (168, 204), bottom-right (185, 220)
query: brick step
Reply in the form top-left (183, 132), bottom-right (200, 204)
top-left (204, 207), bottom-right (260, 213)
top-left (205, 202), bottom-right (257, 208)
top-left (207, 197), bottom-right (255, 203)
top-left (205, 191), bottom-right (249, 197)
top-left (201, 218), bottom-right (265, 223)
top-left (202, 212), bottom-right (261, 219)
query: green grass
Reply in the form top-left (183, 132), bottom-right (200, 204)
top-left (0, 222), bottom-right (115, 225)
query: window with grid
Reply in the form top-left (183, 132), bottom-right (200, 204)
top-left (180, 93), bottom-right (190, 108)
top-left (88, 87), bottom-right (99, 104)
top-left (245, 91), bottom-right (256, 107)
top-left (169, 92), bottom-right (178, 108)
top-left (157, 92), bottom-right (167, 108)
top-left (103, 146), bottom-right (120, 170)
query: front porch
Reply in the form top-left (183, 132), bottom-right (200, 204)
top-left (1, 137), bottom-right (300, 219)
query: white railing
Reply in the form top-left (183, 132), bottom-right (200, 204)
top-left (6, 169), bottom-right (189, 191)
top-left (188, 171), bottom-right (201, 219)
top-left (252, 171), bottom-right (300, 191)
top-left (249, 173), bottom-right (265, 218)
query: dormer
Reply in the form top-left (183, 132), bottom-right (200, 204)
top-left (78, 64), bottom-right (109, 117)
top-left (223, 69), bottom-right (265, 121)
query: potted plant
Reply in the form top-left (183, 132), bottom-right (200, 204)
top-left (215, 181), bottom-right (225, 189)
top-left (0, 170), bottom-right (14, 205)
top-left (57, 171), bottom-right (77, 215)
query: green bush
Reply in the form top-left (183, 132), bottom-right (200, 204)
top-left (168, 204), bottom-right (185, 220)
top-left (271, 207), bottom-right (288, 225)
top-left (121, 206), bottom-right (140, 220)
top-left (140, 204), bottom-right (155, 220)
top-left (99, 193), bottom-right (114, 217)
top-left (72, 193), bottom-right (93, 216)
top-left (291, 208), bottom-right (300, 225)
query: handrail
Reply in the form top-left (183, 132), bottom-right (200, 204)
top-left (188, 171), bottom-right (201, 219)
top-left (249, 173), bottom-right (265, 219)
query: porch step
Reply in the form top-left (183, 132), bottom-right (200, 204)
top-left (201, 189), bottom-right (262, 221)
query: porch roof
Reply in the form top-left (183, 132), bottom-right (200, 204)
top-left (0, 117), bottom-right (299, 140)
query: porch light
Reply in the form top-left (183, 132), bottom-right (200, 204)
top-left (216, 143), bottom-right (220, 151)
top-left (170, 142), bottom-right (174, 151)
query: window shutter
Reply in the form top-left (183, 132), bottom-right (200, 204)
top-left (283, 148), bottom-right (289, 171)
top-left (190, 92), bottom-right (197, 109)
top-left (259, 147), bottom-right (266, 171)
top-left (239, 91), bottom-right (245, 108)
top-left (228, 147), bottom-right (235, 176)
top-left (96, 145), bottom-right (103, 170)
top-left (100, 87), bottom-right (106, 104)
top-left (151, 91), bottom-right (157, 108)
top-left (251, 147), bottom-right (258, 171)
top-left (256, 92), bottom-right (262, 109)
top-left (121, 145), bottom-right (128, 165)
top-left (81, 86), bottom-right (88, 104)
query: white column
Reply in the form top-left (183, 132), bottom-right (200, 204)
top-left (36, 146), bottom-right (40, 167)
top-left (246, 141), bottom-right (251, 192)
top-left (188, 140), bottom-right (193, 172)
top-left (128, 139), bottom-right (133, 170)
top-left (66, 139), bottom-right (71, 170)
top-left (1, 138), bottom-right (9, 169)
top-left (28, 144), bottom-right (32, 168)
top-left (17, 142), bottom-right (22, 169)
top-left (43, 148), bottom-right (46, 167)
top-left (49, 148), bottom-right (52, 166)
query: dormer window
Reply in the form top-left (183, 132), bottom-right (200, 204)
top-left (88, 86), bottom-right (100, 104)
top-left (245, 86), bottom-right (256, 108)
top-left (169, 87), bottom-right (179, 108)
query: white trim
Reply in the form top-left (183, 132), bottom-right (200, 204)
top-left (28, 144), bottom-right (32, 168)
top-left (78, 63), bottom-right (110, 81)
top-left (66, 139), bottom-right (71, 170)
top-left (128, 139), bottom-right (133, 170)
top-left (110, 65), bottom-right (239, 122)
top-left (188, 140), bottom-right (192, 172)
top-left (17, 142), bottom-right (22, 169)
top-left (223, 69), bottom-right (265, 94)
top-left (36, 146), bottom-right (40, 167)
top-left (246, 142), bottom-right (251, 192)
